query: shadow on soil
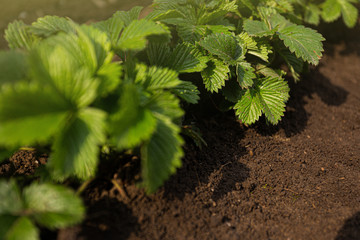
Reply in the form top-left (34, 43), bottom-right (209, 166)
top-left (163, 115), bottom-right (250, 202)
top-left (335, 211), bottom-right (360, 240)
top-left (78, 197), bottom-right (139, 240)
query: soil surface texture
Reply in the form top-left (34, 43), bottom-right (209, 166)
top-left (0, 7), bottom-right (360, 240)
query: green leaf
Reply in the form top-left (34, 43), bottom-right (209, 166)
top-left (0, 180), bottom-right (23, 215)
top-left (243, 20), bottom-right (275, 37)
top-left (5, 21), bottom-right (37, 50)
top-left (31, 32), bottom-right (103, 108)
top-left (0, 83), bottom-right (69, 147)
top-left (49, 108), bottom-right (106, 180)
top-left (0, 215), bottom-right (18, 239)
top-left (117, 19), bottom-right (170, 51)
top-left (146, 43), bottom-right (171, 67)
top-left (304, 4), bottom-right (321, 25)
top-left (23, 183), bottom-right (85, 229)
top-left (171, 81), bottom-right (200, 104)
top-left (31, 46), bottom-right (98, 107)
top-left (321, 0), bottom-right (358, 27)
top-left (140, 114), bottom-right (184, 193)
top-left (268, 13), bottom-right (293, 30)
top-left (165, 43), bottom-right (202, 73)
top-left (206, 25), bottom-right (236, 35)
top-left (238, 32), bottom-right (272, 62)
top-left (78, 25), bottom-right (113, 69)
top-left (200, 33), bottom-right (242, 65)
top-left (5, 217), bottom-right (39, 240)
top-left (256, 64), bottom-right (284, 79)
top-left (93, 15), bottom-right (125, 47)
top-left (110, 84), bottom-right (157, 150)
top-left (96, 63), bottom-right (122, 96)
top-left (197, 1), bottom-right (238, 24)
top-left (0, 51), bottom-right (28, 85)
top-left (145, 9), bottom-right (183, 22)
top-left (30, 16), bottom-right (75, 37)
top-left (235, 77), bottom-right (290, 125)
top-left (201, 59), bottom-right (230, 93)
top-left (322, 0), bottom-right (342, 23)
top-left (135, 65), bottom-right (181, 91)
top-left (198, 10), bottom-right (236, 26)
top-left (277, 47), bottom-right (304, 81)
top-left (176, 24), bottom-right (206, 42)
top-left (147, 43), bottom-right (206, 73)
top-left (147, 92), bottom-right (184, 120)
top-left (277, 24), bottom-right (324, 65)
top-left (114, 6), bottom-right (143, 26)
top-left (235, 88), bottom-right (262, 125)
top-left (236, 62), bottom-right (255, 88)
top-left (339, 0), bottom-right (358, 28)
top-left (153, 0), bottom-right (197, 25)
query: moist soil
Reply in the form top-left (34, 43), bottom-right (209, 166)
top-left (1, 16), bottom-right (360, 240)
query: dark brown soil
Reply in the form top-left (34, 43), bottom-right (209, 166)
top-left (0, 150), bottom-right (47, 177)
top-left (1, 17), bottom-right (360, 240)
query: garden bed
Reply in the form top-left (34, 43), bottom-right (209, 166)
top-left (1, 2), bottom-right (360, 240)
top-left (1, 19), bottom-right (359, 240)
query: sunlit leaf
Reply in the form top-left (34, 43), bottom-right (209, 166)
top-left (141, 114), bottom-right (183, 193)
top-left (0, 83), bottom-right (69, 146)
top-left (201, 59), bottom-right (229, 93)
top-left (30, 16), bottom-right (75, 37)
top-left (49, 108), bottom-right (106, 180)
top-left (110, 84), bottom-right (157, 150)
top-left (5, 21), bottom-right (37, 50)
top-left (235, 77), bottom-right (290, 125)
top-left (5, 217), bottom-right (39, 240)
top-left (23, 183), bottom-right (85, 229)
top-left (0, 180), bottom-right (23, 215)
top-left (200, 33), bottom-right (242, 65)
top-left (117, 19), bottom-right (170, 51)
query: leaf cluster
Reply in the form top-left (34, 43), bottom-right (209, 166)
top-left (148, 0), bottom-right (326, 124)
top-left (0, 180), bottom-right (84, 240)
top-left (236, 0), bottom-right (359, 28)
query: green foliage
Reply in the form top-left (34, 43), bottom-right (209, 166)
top-left (277, 24), bottom-right (325, 65)
top-left (321, 0), bottom-right (358, 27)
top-left (49, 108), bottom-right (106, 180)
top-left (0, 83), bottom-right (69, 147)
top-left (23, 183), bottom-right (85, 228)
top-left (201, 59), bottom-right (230, 93)
top-left (141, 114), bottom-right (183, 193)
top-left (234, 77), bottom-right (290, 125)
top-left (199, 33), bottom-right (242, 65)
top-left (117, 19), bottom-right (170, 51)
top-left (0, 180), bottom-right (84, 240)
top-left (30, 16), bottom-right (75, 37)
top-left (0, 0), bottom-right (356, 237)
top-left (0, 51), bottom-right (28, 84)
top-left (109, 83), bottom-right (157, 150)
top-left (5, 21), bottom-right (37, 50)
top-left (5, 217), bottom-right (39, 240)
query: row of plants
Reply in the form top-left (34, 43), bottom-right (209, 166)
top-left (0, 0), bottom-right (358, 239)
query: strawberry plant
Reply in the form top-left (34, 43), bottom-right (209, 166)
top-left (0, 180), bottom-right (84, 240)
top-left (146, 0), bottom-right (325, 124)
top-left (0, 0), bottom-right (358, 238)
